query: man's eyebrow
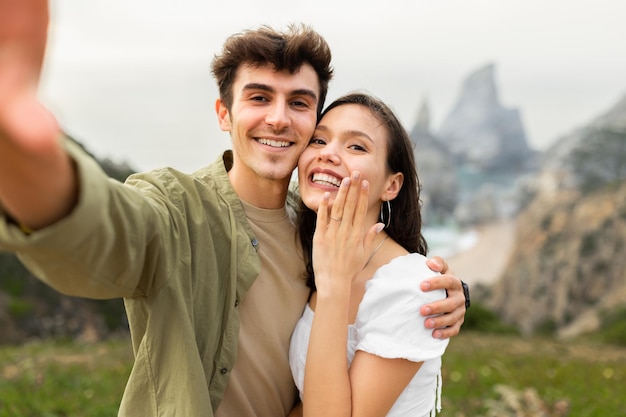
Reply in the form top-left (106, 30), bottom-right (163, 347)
top-left (243, 83), bottom-right (274, 93)
top-left (242, 83), bottom-right (317, 102)
top-left (292, 89), bottom-right (318, 102)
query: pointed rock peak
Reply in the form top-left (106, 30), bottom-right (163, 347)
top-left (460, 62), bottom-right (499, 106)
top-left (415, 97), bottom-right (431, 132)
top-left (438, 62), bottom-right (531, 170)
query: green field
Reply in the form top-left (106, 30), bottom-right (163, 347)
top-left (1, 332), bottom-right (624, 416)
top-left (0, 338), bottom-right (131, 417)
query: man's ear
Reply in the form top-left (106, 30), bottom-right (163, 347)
top-left (383, 172), bottom-right (404, 201)
top-left (215, 98), bottom-right (231, 132)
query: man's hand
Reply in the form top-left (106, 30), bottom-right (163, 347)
top-left (0, 0), bottom-right (75, 230)
top-left (420, 256), bottom-right (467, 339)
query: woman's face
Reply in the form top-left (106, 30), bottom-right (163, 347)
top-left (298, 103), bottom-right (402, 220)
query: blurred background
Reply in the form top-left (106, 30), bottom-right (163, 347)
top-left (1, 1), bottom-right (625, 416)
top-left (38, 0), bottom-right (625, 171)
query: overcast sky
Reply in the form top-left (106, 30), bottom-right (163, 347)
top-left (39, 0), bottom-right (626, 172)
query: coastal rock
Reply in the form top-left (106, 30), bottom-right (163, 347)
top-left (438, 63), bottom-right (533, 172)
top-left (488, 92), bottom-right (626, 336)
top-left (489, 182), bottom-right (626, 336)
top-left (409, 99), bottom-right (458, 222)
top-left (538, 92), bottom-right (626, 192)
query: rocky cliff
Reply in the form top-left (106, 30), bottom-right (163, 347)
top-left (488, 93), bottom-right (626, 337)
top-left (489, 182), bottom-right (626, 336)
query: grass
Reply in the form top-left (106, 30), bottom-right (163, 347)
top-left (441, 332), bottom-right (626, 416)
top-left (0, 338), bottom-right (133, 417)
top-left (0, 332), bottom-right (625, 416)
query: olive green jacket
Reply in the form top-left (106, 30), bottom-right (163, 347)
top-left (0, 138), bottom-right (265, 416)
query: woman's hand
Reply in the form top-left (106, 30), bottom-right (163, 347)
top-left (311, 171), bottom-right (381, 296)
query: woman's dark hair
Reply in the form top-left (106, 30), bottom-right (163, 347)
top-left (298, 92), bottom-right (428, 289)
top-left (211, 23), bottom-right (333, 116)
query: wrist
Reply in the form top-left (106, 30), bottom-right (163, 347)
top-left (314, 280), bottom-right (351, 303)
top-left (461, 280), bottom-right (470, 309)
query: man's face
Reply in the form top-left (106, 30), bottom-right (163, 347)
top-left (217, 63), bottom-right (320, 184)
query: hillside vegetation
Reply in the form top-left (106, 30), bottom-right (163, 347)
top-left (1, 331), bottom-right (624, 416)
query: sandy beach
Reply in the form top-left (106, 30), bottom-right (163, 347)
top-left (446, 220), bottom-right (517, 286)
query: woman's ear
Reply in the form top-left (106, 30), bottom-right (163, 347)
top-left (383, 172), bottom-right (404, 201)
top-left (215, 99), bottom-right (232, 132)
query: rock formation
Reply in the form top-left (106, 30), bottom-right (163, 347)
top-left (488, 92), bottom-right (626, 336)
top-left (438, 63), bottom-right (533, 172)
top-left (409, 99), bottom-right (458, 223)
top-left (489, 181), bottom-right (626, 336)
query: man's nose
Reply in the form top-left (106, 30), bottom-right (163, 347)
top-left (265, 101), bottom-right (291, 130)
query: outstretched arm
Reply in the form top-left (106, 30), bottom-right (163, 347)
top-left (0, 0), bottom-right (76, 231)
top-left (421, 257), bottom-right (468, 339)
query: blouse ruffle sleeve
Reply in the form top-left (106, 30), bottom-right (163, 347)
top-left (355, 253), bottom-right (449, 362)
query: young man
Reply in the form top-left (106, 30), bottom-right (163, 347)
top-left (0, 1), bottom-right (468, 416)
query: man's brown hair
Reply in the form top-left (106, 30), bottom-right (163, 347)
top-left (211, 23), bottom-right (333, 116)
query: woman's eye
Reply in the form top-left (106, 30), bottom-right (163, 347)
top-left (349, 144), bottom-right (366, 151)
top-left (309, 137), bottom-right (325, 145)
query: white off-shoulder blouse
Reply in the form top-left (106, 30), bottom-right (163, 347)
top-left (289, 253), bottom-right (449, 417)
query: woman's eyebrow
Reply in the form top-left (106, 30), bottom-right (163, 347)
top-left (314, 125), bottom-right (374, 143)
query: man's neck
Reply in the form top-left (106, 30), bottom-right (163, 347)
top-left (228, 168), bottom-right (290, 209)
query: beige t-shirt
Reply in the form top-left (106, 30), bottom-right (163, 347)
top-left (215, 200), bottom-right (310, 417)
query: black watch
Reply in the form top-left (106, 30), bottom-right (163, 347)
top-left (461, 281), bottom-right (470, 309)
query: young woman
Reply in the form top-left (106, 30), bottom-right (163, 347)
top-left (289, 93), bottom-right (448, 417)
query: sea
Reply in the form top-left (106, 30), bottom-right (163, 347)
top-left (423, 225), bottom-right (479, 258)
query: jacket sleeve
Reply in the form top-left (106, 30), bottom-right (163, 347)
top-left (0, 135), bottom-right (182, 299)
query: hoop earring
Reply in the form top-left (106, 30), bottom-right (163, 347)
top-left (380, 200), bottom-right (391, 229)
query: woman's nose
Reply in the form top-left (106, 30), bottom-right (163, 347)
top-left (318, 145), bottom-right (340, 164)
